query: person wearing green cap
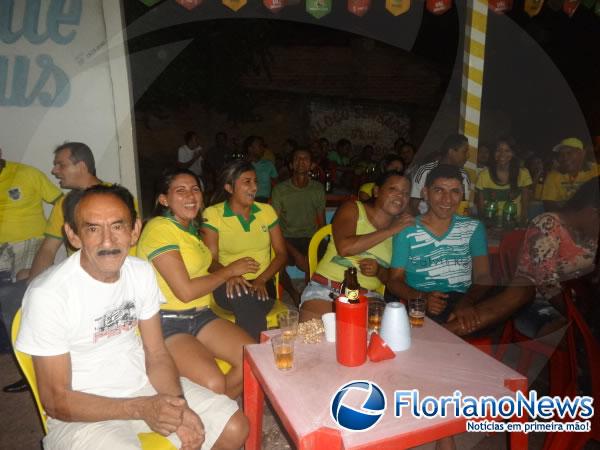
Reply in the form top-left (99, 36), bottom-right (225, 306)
top-left (542, 137), bottom-right (597, 211)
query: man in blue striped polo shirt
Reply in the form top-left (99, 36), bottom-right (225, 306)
top-left (388, 164), bottom-right (493, 332)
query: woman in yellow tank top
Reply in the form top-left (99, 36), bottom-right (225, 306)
top-left (300, 172), bottom-right (414, 321)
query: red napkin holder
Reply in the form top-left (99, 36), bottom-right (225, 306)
top-left (335, 295), bottom-right (367, 367)
top-left (368, 333), bottom-right (396, 362)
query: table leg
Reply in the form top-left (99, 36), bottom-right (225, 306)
top-left (244, 350), bottom-right (264, 450)
top-left (506, 378), bottom-right (528, 450)
top-left (299, 427), bottom-right (343, 450)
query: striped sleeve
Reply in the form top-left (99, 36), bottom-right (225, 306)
top-left (137, 218), bottom-right (180, 261)
top-left (201, 206), bottom-right (220, 232)
top-left (263, 204), bottom-right (279, 228)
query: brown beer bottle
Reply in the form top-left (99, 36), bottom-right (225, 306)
top-left (342, 267), bottom-right (360, 303)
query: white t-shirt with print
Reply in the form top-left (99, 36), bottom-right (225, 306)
top-left (16, 252), bottom-right (163, 398)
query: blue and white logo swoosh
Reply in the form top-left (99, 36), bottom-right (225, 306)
top-left (330, 380), bottom-right (386, 432)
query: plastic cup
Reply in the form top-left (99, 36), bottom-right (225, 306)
top-left (368, 299), bottom-right (385, 334)
top-left (380, 302), bottom-right (411, 352)
top-left (271, 333), bottom-right (295, 371)
top-left (277, 309), bottom-right (299, 338)
top-left (408, 298), bottom-right (426, 328)
top-left (322, 312), bottom-right (336, 342)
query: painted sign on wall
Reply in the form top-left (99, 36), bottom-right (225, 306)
top-left (0, 0), bottom-right (136, 198)
top-left (0, 0), bottom-right (82, 107)
top-left (309, 99), bottom-right (410, 154)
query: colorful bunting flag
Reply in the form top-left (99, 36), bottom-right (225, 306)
top-left (426, 0), bottom-right (452, 14)
top-left (524, 0), bottom-right (544, 16)
top-left (348, 0), bottom-right (372, 16)
top-left (306, 0), bottom-right (332, 18)
top-left (138, 0), bottom-right (163, 6)
top-left (175, 0), bottom-right (202, 10)
top-left (489, 0), bottom-right (513, 13)
top-left (385, 0), bottom-right (411, 15)
top-left (563, 0), bottom-right (581, 15)
top-left (264, 0), bottom-right (286, 13)
top-left (222, 0), bottom-right (247, 11)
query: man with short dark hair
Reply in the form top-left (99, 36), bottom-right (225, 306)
top-left (246, 135), bottom-right (278, 202)
top-left (16, 185), bottom-right (248, 450)
top-left (272, 149), bottom-right (326, 305)
top-left (410, 134), bottom-right (472, 215)
top-left (388, 164), bottom-right (492, 331)
top-left (27, 142), bottom-right (102, 282)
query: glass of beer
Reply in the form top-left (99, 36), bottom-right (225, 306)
top-left (277, 310), bottom-right (299, 338)
top-left (271, 333), bottom-right (295, 371)
top-left (408, 298), bottom-right (426, 328)
top-left (368, 299), bottom-right (385, 334)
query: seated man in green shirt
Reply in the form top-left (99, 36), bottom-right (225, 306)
top-left (272, 148), bottom-right (326, 306)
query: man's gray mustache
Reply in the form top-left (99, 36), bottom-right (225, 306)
top-left (97, 249), bottom-right (122, 256)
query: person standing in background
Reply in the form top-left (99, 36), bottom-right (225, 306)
top-left (177, 131), bottom-right (204, 182)
top-left (245, 136), bottom-right (278, 203)
top-left (542, 137), bottom-right (597, 211)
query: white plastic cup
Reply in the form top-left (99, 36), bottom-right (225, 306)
top-left (322, 312), bottom-right (336, 342)
top-left (379, 302), bottom-right (411, 352)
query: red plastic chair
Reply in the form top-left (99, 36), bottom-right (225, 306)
top-left (497, 229), bottom-right (527, 285)
top-left (495, 230), bottom-right (571, 397)
top-left (542, 284), bottom-right (600, 450)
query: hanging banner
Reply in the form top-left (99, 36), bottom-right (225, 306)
top-left (264, 0), bottom-right (286, 13)
top-left (426, 0), bottom-right (452, 15)
top-left (489, 0), bottom-right (513, 13)
top-left (385, 0), bottom-right (411, 15)
top-left (348, 0), bottom-right (372, 16)
top-left (222, 0), bottom-right (247, 11)
top-left (563, 0), bottom-right (581, 15)
top-left (175, 0), bottom-right (202, 9)
top-left (306, 0), bottom-right (332, 18)
top-left (524, 0), bottom-right (544, 16)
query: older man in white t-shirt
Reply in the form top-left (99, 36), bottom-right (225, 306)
top-left (16, 184), bottom-right (247, 450)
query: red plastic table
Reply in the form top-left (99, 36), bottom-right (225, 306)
top-left (243, 319), bottom-right (528, 450)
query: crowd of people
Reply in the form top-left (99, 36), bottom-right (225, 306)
top-left (1, 130), bottom-right (599, 449)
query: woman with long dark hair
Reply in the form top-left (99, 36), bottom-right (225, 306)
top-left (475, 137), bottom-right (532, 224)
top-left (202, 161), bottom-right (287, 340)
top-left (137, 168), bottom-right (257, 399)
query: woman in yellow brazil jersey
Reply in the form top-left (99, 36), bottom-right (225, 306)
top-left (201, 161), bottom-right (287, 341)
top-left (300, 171), bottom-right (414, 321)
top-left (137, 168), bottom-right (258, 399)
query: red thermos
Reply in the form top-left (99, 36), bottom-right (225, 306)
top-left (335, 295), bottom-right (368, 366)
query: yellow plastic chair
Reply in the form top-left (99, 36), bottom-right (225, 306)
top-left (11, 309), bottom-right (176, 450)
top-left (308, 224), bottom-right (332, 278)
top-left (307, 224), bottom-right (385, 295)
